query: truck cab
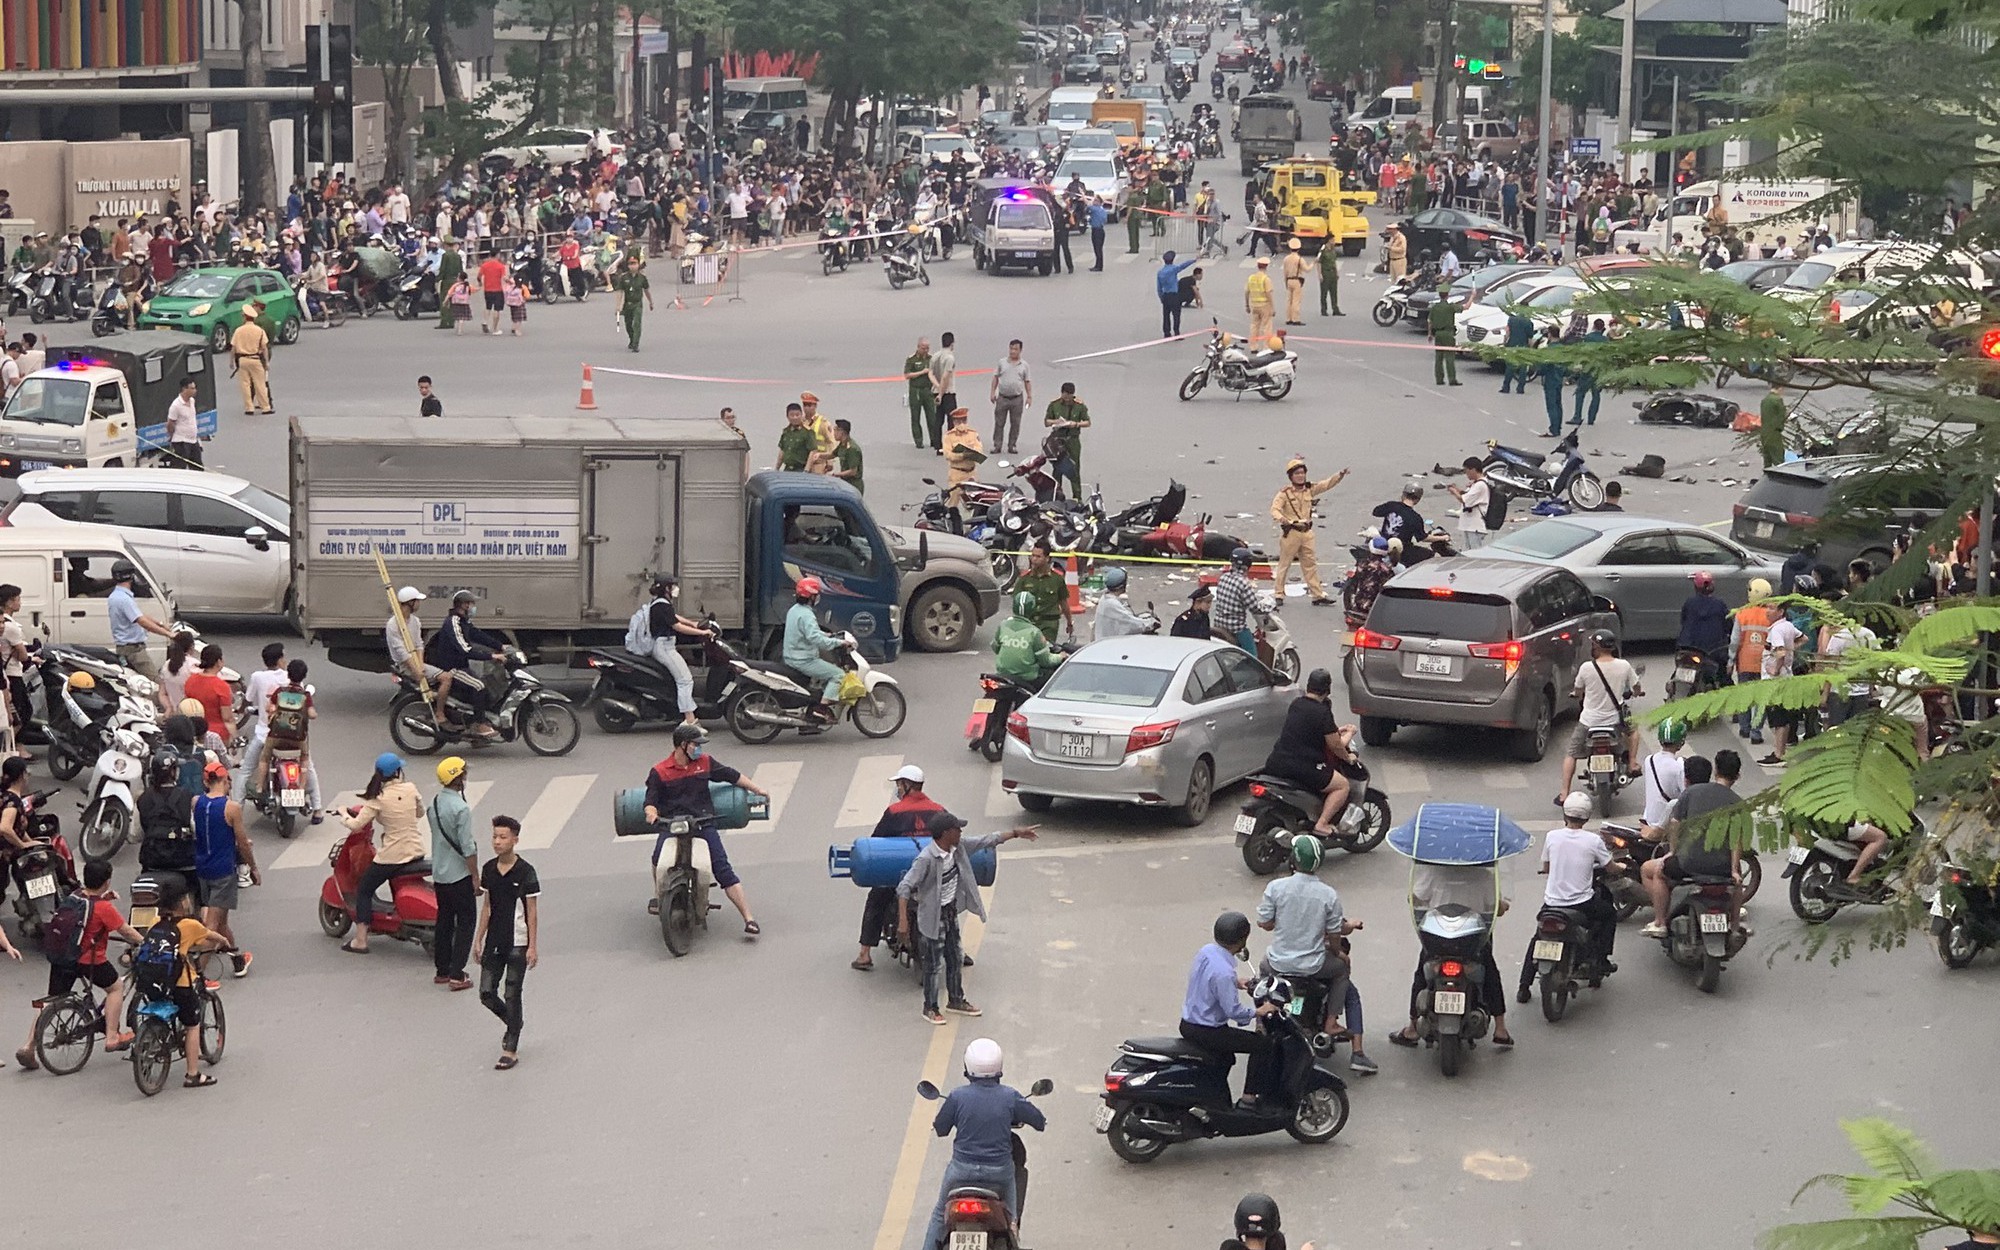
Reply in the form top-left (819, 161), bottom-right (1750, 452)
top-left (0, 333), bottom-right (216, 475)
top-left (1235, 93), bottom-right (1300, 173)
top-left (1257, 158), bottom-right (1378, 256)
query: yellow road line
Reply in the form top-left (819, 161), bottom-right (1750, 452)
top-left (870, 893), bottom-right (992, 1250)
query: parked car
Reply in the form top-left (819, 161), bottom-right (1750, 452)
top-left (2, 468), bottom-right (292, 615)
top-left (1713, 257), bottom-right (1803, 292)
top-left (138, 267), bottom-right (304, 355)
top-left (1476, 516), bottom-right (1784, 642)
top-left (1403, 262), bottom-right (1555, 332)
top-left (1730, 455), bottom-right (1949, 576)
top-left (990, 125), bottom-right (1063, 163)
top-left (1397, 207), bottom-right (1527, 262)
top-left (1437, 118), bottom-right (1522, 160)
top-left (1001, 636), bottom-right (1293, 824)
top-left (1054, 152), bottom-right (1129, 211)
top-left (1307, 75), bottom-right (1339, 102)
top-left (1458, 277), bottom-right (1584, 346)
top-left (487, 127), bottom-right (620, 168)
top-left (1344, 558), bottom-right (1620, 761)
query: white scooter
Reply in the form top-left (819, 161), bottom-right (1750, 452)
top-left (1247, 598), bottom-right (1301, 684)
top-left (1177, 322), bottom-right (1299, 402)
top-left (884, 226), bottom-right (931, 290)
top-left (76, 720), bottom-right (154, 863)
top-left (722, 631), bottom-right (908, 743)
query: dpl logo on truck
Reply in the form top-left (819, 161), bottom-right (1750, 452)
top-left (425, 502), bottom-right (467, 536)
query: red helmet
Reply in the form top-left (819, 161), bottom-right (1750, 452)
top-left (1691, 571), bottom-right (1715, 591)
top-left (795, 576), bottom-right (822, 598)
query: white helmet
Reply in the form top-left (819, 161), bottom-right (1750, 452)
top-left (1561, 792), bottom-right (1594, 820)
top-left (892, 764), bottom-right (925, 785)
top-left (963, 1038), bottom-right (1003, 1079)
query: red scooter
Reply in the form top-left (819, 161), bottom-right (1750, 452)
top-left (317, 821), bottom-right (438, 953)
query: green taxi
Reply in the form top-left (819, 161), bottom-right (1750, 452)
top-left (139, 267), bottom-right (303, 353)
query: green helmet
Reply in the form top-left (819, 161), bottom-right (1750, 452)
top-left (1657, 717), bottom-right (1688, 748)
top-left (1290, 835), bottom-right (1323, 873)
top-left (1012, 590), bottom-right (1038, 617)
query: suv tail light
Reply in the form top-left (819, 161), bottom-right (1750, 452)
top-left (1352, 627), bottom-right (1401, 651)
top-left (1467, 639), bottom-right (1522, 678)
top-left (1125, 721), bottom-right (1178, 754)
top-left (1005, 712), bottom-right (1029, 743)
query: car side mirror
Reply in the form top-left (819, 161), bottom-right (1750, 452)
top-left (244, 525), bottom-right (270, 551)
top-left (916, 530), bottom-right (929, 572)
top-left (1590, 594), bottom-right (1615, 614)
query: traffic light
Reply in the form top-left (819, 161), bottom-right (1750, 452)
top-left (305, 24), bottom-right (353, 164)
top-left (1451, 56), bottom-right (1506, 79)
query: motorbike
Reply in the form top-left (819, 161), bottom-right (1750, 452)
top-left (387, 651), bottom-right (581, 758)
top-left (1655, 871), bottom-right (1745, 993)
top-left (1371, 273), bottom-right (1422, 328)
top-left (1579, 724), bottom-right (1631, 818)
top-left (1529, 890), bottom-right (1616, 1022)
top-left (724, 632), bottom-right (907, 744)
top-left (820, 225), bottom-right (853, 275)
top-left (1236, 754), bottom-right (1391, 874)
top-left (1931, 857), bottom-right (2000, 969)
top-left (5, 265), bottom-right (36, 317)
top-left (1097, 974), bottom-right (1350, 1162)
top-left (318, 821), bottom-right (438, 953)
top-left (75, 723), bottom-right (152, 863)
top-left (580, 617), bottom-right (741, 732)
top-left (650, 813), bottom-right (718, 956)
top-left (883, 230), bottom-right (932, 289)
top-left (1110, 481), bottom-right (1254, 563)
top-left (1785, 818), bottom-right (1935, 924)
top-left (1178, 323), bottom-right (1298, 402)
top-left (1480, 429), bottom-right (1606, 511)
top-left (29, 268), bottom-right (86, 323)
top-left (392, 267), bottom-right (439, 321)
top-left (89, 279), bottom-right (137, 337)
top-left (4, 791), bottom-right (74, 939)
top-left (251, 746), bottom-right (312, 838)
top-left (294, 275), bottom-right (348, 327)
top-left (1247, 599), bottom-right (1301, 684)
top-left (918, 1075), bottom-right (1055, 1249)
top-left (968, 670), bottom-right (1045, 764)
top-left (1664, 646), bottom-right (1728, 701)
top-left (1410, 900), bottom-right (1495, 1076)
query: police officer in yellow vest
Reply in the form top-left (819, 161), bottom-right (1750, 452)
top-left (1245, 257), bottom-right (1276, 348)
top-left (1281, 238), bottom-right (1309, 325)
top-left (1270, 457), bottom-right (1348, 606)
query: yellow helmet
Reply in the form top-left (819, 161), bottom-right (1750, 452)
top-left (436, 756), bottom-right (468, 786)
top-left (179, 697), bottom-right (204, 718)
top-left (67, 671), bottom-right (96, 691)
top-left (1748, 578), bottom-right (1773, 601)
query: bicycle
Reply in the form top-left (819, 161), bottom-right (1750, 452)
top-left (129, 948), bottom-right (228, 1097)
top-left (29, 938), bottom-right (136, 1076)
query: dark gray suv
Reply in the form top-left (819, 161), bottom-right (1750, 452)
top-left (1344, 558), bottom-right (1620, 761)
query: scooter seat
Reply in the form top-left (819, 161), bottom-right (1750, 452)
top-left (1122, 1036), bottom-right (1231, 1064)
top-left (1241, 350), bottom-right (1289, 368)
top-left (948, 1187), bottom-right (1006, 1203)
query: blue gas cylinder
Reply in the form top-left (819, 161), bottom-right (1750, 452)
top-left (828, 837), bottom-right (999, 889)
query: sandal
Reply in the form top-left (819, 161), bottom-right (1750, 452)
top-left (494, 1055), bottom-right (518, 1071)
top-left (851, 957), bottom-right (873, 971)
top-left (1387, 1030), bottom-right (1419, 1049)
top-left (184, 1072), bottom-right (217, 1088)
top-left (743, 920), bottom-right (761, 936)
top-left (1492, 1034), bottom-right (1516, 1048)
top-left (340, 941), bottom-right (369, 955)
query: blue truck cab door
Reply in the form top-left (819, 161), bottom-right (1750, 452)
top-left (748, 472), bottom-right (902, 662)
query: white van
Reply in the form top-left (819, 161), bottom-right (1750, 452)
top-left (1356, 84), bottom-right (1485, 126)
top-left (0, 525), bottom-right (178, 654)
top-left (1047, 85), bottom-right (1104, 135)
top-left (1613, 179), bottom-right (1853, 251)
top-left (720, 77), bottom-right (809, 127)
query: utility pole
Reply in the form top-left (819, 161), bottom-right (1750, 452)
top-left (1616, 0), bottom-right (1637, 148)
top-left (1533, 0), bottom-right (1554, 245)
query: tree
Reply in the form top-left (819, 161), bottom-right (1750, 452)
top-left (1300, 0), bottom-right (1425, 87)
top-left (1514, 0), bottom-right (1620, 115)
top-left (357, 0), bottom-right (433, 185)
top-left (1759, 1118), bottom-right (2000, 1249)
top-left (238, 0), bottom-right (278, 212)
top-left (422, 0), bottom-right (608, 171)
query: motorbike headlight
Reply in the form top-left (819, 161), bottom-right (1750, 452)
top-left (189, 303), bottom-right (212, 317)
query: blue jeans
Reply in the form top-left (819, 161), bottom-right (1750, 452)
top-left (922, 1157), bottom-right (1018, 1250)
top-left (921, 906), bottom-right (965, 1014)
top-left (789, 655), bottom-right (844, 702)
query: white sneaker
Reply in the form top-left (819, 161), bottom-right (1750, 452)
top-left (1639, 921), bottom-right (1667, 938)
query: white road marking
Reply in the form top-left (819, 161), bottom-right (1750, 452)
top-left (1479, 767), bottom-right (1531, 790)
top-left (1372, 757), bottom-right (1433, 795)
top-left (514, 773), bottom-right (598, 849)
top-left (268, 779), bottom-right (492, 871)
top-left (985, 768), bottom-right (1015, 817)
top-left (751, 759), bottom-right (804, 826)
top-left (835, 754), bottom-right (906, 827)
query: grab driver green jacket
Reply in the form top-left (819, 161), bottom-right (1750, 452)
top-left (993, 615), bottom-right (1059, 683)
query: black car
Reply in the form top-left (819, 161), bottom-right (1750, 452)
top-left (1063, 54), bottom-right (1105, 83)
top-left (1398, 207), bottom-right (1527, 263)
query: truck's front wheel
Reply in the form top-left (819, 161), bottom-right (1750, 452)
top-left (907, 585), bottom-right (977, 653)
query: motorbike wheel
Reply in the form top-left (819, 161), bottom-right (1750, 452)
top-left (48, 741), bottom-right (85, 782)
top-left (131, 1018), bottom-right (173, 1097)
top-left (1437, 1032), bottom-right (1464, 1078)
top-left (33, 998), bottom-right (97, 1076)
top-left (1371, 300), bottom-right (1400, 328)
top-left (92, 315), bottom-right (116, 338)
top-left (318, 899), bottom-right (353, 940)
top-left (1739, 853), bottom-right (1763, 904)
top-left (29, 299), bottom-right (50, 325)
top-left (725, 689), bottom-right (785, 746)
top-left (1695, 951), bottom-right (1723, 994)
top-left (394, 295), bottom-right (417, 321)
top-left (822, 253), bottom-right (838, 277)
top-left (661, 880), bottom-right (697, 957)
top-left (1540, 965), bottom-right (1570, 1023)
top-left (276, 807), bottom-right (297, 839)
top-left (1177, 370), bottom-right (1207, 401)
top-left (388, 693), bottom-right (447, 756)
top-left (991, 552), bottom-right (1020, 593)
top-left (520, 699), bottom-right (582, 757)
top-left (79, 800), bottom-right (132, 863)
top-left (851, 684), bottom-right (909, 739)
top-left (1789, 858), bottom-right (1844, 924)
top-left (1566, 474), bottom-right (1607, 511)
top-left (1106, 1105), bottom-right (1172, 1163)
top-left (541, 276), bottom-right (562, 305)
top-left (1258, 376), bottom-right (1293, 401)
top-left (918, 268), bottom-right (931, 287)
top-left (1286, 1086), bottom-right (1350, 1143)
top-left (592, 701), bottom-right (639, 733)
top-left (888, 270), bottom-right (905, 290)
top-left (1590, 773), bottom-right (1615, 819)
top-left (1936, 919), bottom-right (1982, 969)
top-left (1240, 818), bottom-right (1290, 876)
top-left (199, 990), bottom-right (226, 1064)
top-left (978, 731), bottom-right (1005, 764)
top-left (1339, 791), bottom-right (1392, 853)
top-left (1271, 647), bottom-right (1302, 685)
top-left (325, 299), bottom-right (348, 328)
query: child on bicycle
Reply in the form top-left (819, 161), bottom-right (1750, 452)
top-left (136, 888), bottom-right (230, 1089)
top-left (16, 860), bottom-right (144, 1069)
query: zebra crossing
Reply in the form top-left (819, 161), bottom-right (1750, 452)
top-left (257, 750), bottom-right (1462, 872)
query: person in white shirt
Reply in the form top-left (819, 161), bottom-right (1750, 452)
top-left (164, 377), bottom-right (203, 470)
top-left (1445, 457), bottom-right (1492, 548)
top-left (1757, 611), bottom-right (1806, 765)
top-left (1092, 568), bottom-right (1154, 639)
top-left (1638, 719), bottom-right (1688, 837)
top-left (1818, 618), bottom-right (1878, 725)
top-left (235, 642), bottom-right (291, 801)
top-left (1557, 629), bottom-right (1642, 805)
top-left (1515, 791), bottom-right (1621, 1002)
top-left (386, 186), bottom-right (410, 225)
top-left (0, 344), bottom-right (21, 401)
top-left (1438, 248), bottom-right (1462, 279)
top-left (19, 334), bottom-right (44, 376)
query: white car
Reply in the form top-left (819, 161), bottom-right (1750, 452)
top-left (1, 469), bottom-right (291, 615)
top-left (1065, 127), bottom-right (1121, 154)
top-left (1055, 153), bottom-right (1128, 212)
top-left (1459, 277), bottom-right (1585, 347)
top-left (488, 127), bottom-right (622, 168)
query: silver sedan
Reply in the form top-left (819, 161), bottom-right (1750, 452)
top-left (1001, 636), bottom-right (1295, 825)
top-left (1475, 514), bottom-right (1784, 642)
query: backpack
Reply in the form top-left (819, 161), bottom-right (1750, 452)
top-left (269, 685), bottom-right (309, 737)
top-left (42, 890), bottom-right (91, 965)
top-left (625, 597), bottom-right (663, 655)
top-left (131, 919), bottom-right (184, 990)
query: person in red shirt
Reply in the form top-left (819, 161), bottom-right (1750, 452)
top-left (557, 236), bottom-right (584, 300)
top-left (183, 643), bottom-right (235, 745)
top-left (851, 765), bottom-right (945, 971)
top-left (16, 860), bottom-right (145, 1068)
top-left (477, 250), bottom-right (508, 335)
top-left (148, 230), bottom-right (176, 283)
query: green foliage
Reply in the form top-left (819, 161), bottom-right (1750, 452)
top-left (1300, 0), bottom-right (1424, 85)
top-left (1759, 1118), bottom-right (2000, 1248)
top-left (727, 0), bottom-right (1017, 103)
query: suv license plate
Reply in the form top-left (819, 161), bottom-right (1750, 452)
top-left (24, 873), bottom-right (55, 900)
top-left (1534, 940), bottom-right (1564, 961)
top-left (950, 1233), bottom-right (990, 1250)
top-left (1752, 521), bottom-right (1775, 538)
top-left (1092, 1103), bottom-right (1114, 1132)
top-left (1698, 911), bottom-right (1729, 934)
top-left (1433, 990), bottom-right (1466, 1015)
top-left (1233, 813), bottom-right (1258, 835)
top-left (1415, 653), bottom-right (1451, 675)
top-left (1588, 753), bottom-right (1616, 773)
top-left (1059, 733), bottom-right (1094, 759)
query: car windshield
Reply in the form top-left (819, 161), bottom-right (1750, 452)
top-left (923, 136), bottom-right (968, 156)
top-left (0, 377), bottom-right (93, 427)
top-left (1480, 276), bottom-right (1548, 307)
top-left (1484, 520), bottom-right (1597, 559)
top-left (1039, 661), bottom-right (1175, 707)
top-left (1781, 260), bottom-right (1838, 292)
top-left (721, 90), bottom-right (760, 110)
top-left (231, 482), bottom-right (291, 527)
top-left (1525, 284), bottom-right (1582, 309)
top-left (1104, 120), bottom-right (1137, 138)
top-left (1061, 159), bottom-right (1116, 180)
top-left (1049, 102), bottom-right (1093, 122)
top-left (1241, 98), bottom-right (1290, 112)
top-left (994, 129), bottom-right (1043, 149)
top-left (1716, 260), bottom-right (1772, 284)
top-left (161, 271), bottom-right (235, 299)
top-left (1070, 131), bottom-right (1117, 148)
top-left (1367, 589), bottom-right (1513, 641)
top-left (996, 203), bottom-right (1051, 230)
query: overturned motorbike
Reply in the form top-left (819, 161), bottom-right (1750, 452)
top-left (1480, 428), bottom-right (1605, 511)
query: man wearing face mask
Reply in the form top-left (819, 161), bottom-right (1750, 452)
top-left (423, 590), bottom-right (505, 737)
top-left (643, 724), bottom-right (770, 936)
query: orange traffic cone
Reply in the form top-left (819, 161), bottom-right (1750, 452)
top-left (1064, 561), bottom-right (1082, 615)
top-left (576, 364), bottom-right (598, 411)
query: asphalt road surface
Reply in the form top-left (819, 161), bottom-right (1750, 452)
top-left (6, 57), bottom-right (1992, 1250)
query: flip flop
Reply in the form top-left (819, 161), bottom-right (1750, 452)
top-left (1492, 1035), bottom-right (1516, 1048)
top-left (1387, 1030), bottom-right (1419, 1049)
top-left (743, 920), bottom-right (762, 936)
top-left (851, 958), bottom-right (873, 971)
top-left (494, 1055), bottom-right (518, 1070)
top-left (339, 941), bottom-right (369, 955)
